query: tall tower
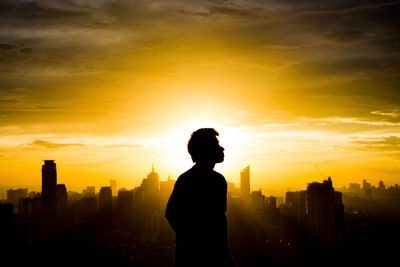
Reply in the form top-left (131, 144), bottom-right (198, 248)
top-left (99, 187), bottom-right (112, 215)
top-left (240, 165), bottom-right (250, 200)
top-left (42, 160), bottom-right (57, 216)
top-left (110, 179), bottom-right (117, 196)
top-left (306, 177), bottom-right (341, 247)
top-left (56, 184), bottom-right (67, 212)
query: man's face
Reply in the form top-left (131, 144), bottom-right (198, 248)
top-left (213, 137), bottom-right (225, 163)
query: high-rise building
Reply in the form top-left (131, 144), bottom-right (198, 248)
top-left (7, 188), bottom-right (27, 213)
top-left (240, 166), bottom-right (250, 200)
top-left (56, 184), bottom-right (67, 212)
top-left (118, 189), bottom-right (134, 225)
top-left (362, 179), bottom-right (371, 189)
top-left (349, 183), bottom-right (361, 192)
top-left (268, 196), bottom-right (277, 209)
top-left (140, 165), bottom-right (160, 210)
top-left (110, 179), bottom-right (117, 196)
top-left (160, 175), bottom-right (175, 207)
top-left (82, 186), bottom-right (96, 197)
top-left (99, 186), bottom-right (112, 214)
top-left (141, 165), bottom-right (159, 194)
top-left (42, 160), bottom-right (57, 215)
top-left (378, 180), bottom-right (385, 190)
top-left (306, 177), bottom-right (343, 247)
top-left (250, 189), bottom-right (264, 209)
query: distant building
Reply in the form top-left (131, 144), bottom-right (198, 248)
top-left (7, 188), bottom-right (27, 213)
top-left (159, 175), bottom-right (175, 207)
top-left (240, 166), bottom-right (250, 200)
top-left (378, 180), bottom-right (385, 191)
top-left (42, 160), bottom-right (57, 216)
top-left (18, 195), bottom-right (41, 219)
top-left (0, 203), bottom-right (13, 227)
top-left (140, 165), bottom-right (160, 211)
top-left (56, 184), bottom-right (67, 212)
top-left (251, 189), bottom-right (265, 209)
top-left (306, 177), bottom-right (343, 247)
top-left (349, 183), bottom-right (361, 192)
top-left (99, 186), bottom-right (112, 214)
top-left (110, 179), bottom-right (117, 196)
top-left (268, 196), bottom-right (277, 209)
top-left (0, 203), bottom-right (14, 244)
top-left (141, 165), bottom-right (159, 195)
top-left (118, 189), bottom-right (134, 225)
top-left (82, 186), bottom-right (96, 197)
top-left (363, 179), bottom-right (371, 190)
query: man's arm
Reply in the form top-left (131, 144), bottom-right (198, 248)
top-left (165, 186), bottom-right (179, 232)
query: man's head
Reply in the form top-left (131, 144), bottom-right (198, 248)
top-left (187, 128), bottom-right (224, 164)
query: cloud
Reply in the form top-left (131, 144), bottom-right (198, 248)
top-left (30, 139), bottom-right (85, 149)
top-left (370, 110), bottom-right (400, 118)
top-left (351, 136), bottom-right (400, 151)
top-left (105, 144), bottom-right (142, 148)
top-left (325, 30), bottom-right (368, 43)
top-left (306, 117), bottom-right (400, 126)
top-left (297, 1), bottom-right (400, 15)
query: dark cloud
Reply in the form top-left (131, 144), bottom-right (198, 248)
top-left (0, 0), bottom-right (399, 128)
top-left (297, 1), bottom-right (400, 15)
top-left (30, 140), bottom-right (85, 149)
top-left (325, 30), bottom-right (368, 43)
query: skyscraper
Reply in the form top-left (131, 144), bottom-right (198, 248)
top-left (140, 165), bottom-right (160, 210)
top-left (306, 177), bottom-right (343, 247)
top-left (42, 160), bottom-right (57, 215)
top-left (7, 188), bottom-right (27, 213)
top-left (110, 179), bottom-right (117, 196)
top-left (160, 175), bottom-right (175, 207)
top-left (240, 165), bottom-right (250, 200)
top-left (99, 186), bottom-right (112, 214)
top-left (118, 189), bottom-right (134, 225)
top-left (56, 184), bottom-right (67, 212)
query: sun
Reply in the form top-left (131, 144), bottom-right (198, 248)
top-left (157, 119), bottom-right (244, 176)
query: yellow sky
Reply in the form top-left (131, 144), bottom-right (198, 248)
top-left (0, 0), bottom-right (399, 194)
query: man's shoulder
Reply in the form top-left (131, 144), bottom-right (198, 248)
top-left (212, 170), bottom-right (227, 184)
top-left (212, 170), bottom-right (225, 178)
top-left (174, 168), bottom-right (195, 186)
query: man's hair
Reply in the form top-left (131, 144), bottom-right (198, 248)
top-left (187, 128), bottom-right (219, 163)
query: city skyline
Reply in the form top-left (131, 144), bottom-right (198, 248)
top-left (1, 0), bottom-right (399, 191)
top-left (1, 160), bottom-right (398, 199)
top-left (2, 155), bottom-right (399, 266)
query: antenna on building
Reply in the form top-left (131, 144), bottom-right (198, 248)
top-left (314, 164), bottom-right (324, 179)
top-left (152, 164), bottom-right (154, 173)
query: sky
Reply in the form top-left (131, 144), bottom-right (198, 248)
top-left (0, 0), bottom-right (399, 194)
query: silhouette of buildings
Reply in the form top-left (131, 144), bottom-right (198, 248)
top-left (7, 188), bottom-right (27, 212)
top-left (159, 175), bottom-right (175, 208)
top-left (110, 179), bottom-right (117, 196)
top-left (56, 184), bottom-right (67, 212)
top-left (306, 177), bottom-right (343, 247)
top-left (41, 160), bottom-right (57, 219)
top-left (99, 186), bottom-right (112, 215)
top-left (4, 160), bottom-right (400, 267)
top-left (82, 186), bottom-right (96, 197)
top-left (118, 189), bottom-right (134, 225)
top-left (240, 165), bottom-right (250, 200)
top-left (349, 182), bottom-right (361, 192)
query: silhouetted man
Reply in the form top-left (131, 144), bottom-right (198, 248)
top-left (165, 128), bottom-right (236, 267)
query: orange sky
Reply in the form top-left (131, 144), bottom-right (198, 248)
top-left (0, 0), bottom-right (399, 194)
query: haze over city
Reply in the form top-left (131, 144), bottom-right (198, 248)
top-left (1, 0), bottom-right (399, 192)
